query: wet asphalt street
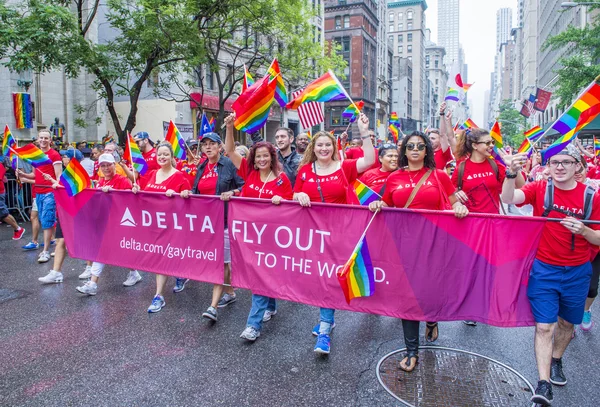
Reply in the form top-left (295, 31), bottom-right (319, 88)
top-left (1, 222), bottom-right (599, 407)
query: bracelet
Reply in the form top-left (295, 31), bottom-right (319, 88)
top-left (506, 171), bottom-right (518, 179)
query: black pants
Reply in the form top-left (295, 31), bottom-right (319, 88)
top-left (589, 252), bottom-right (600, 298)
top-left (402, 319), bottom-right (420, 353)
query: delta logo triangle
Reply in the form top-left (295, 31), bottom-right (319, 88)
top-left (120, 208), bottom-right (137, 227)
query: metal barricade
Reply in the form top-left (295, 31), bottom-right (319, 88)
top-left (4, 178), bottom-right (31, 222)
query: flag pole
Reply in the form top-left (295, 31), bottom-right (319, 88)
top-left (126, 132), bottom-right (137, 186)
top-left (338, 211), bottom-right (379, 277)
top-left (9, 146), bottom-right (56, 182)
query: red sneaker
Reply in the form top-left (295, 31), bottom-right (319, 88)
top-left (12, 227), bottom-right (25, 240)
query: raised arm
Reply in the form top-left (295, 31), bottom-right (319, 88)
top-left (224, 113), bottom-right (242, 170)
top-left (355, 113), bottom-right (375, 173)
top-left (438, 102), bottom-right (450, 152)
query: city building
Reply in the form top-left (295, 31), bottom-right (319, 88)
top-left (437, 0), bottom-right (459, 68)
top-left (391, 56), bottom-right (419, 132)
top-left (496, 8), bottom-right (513, 51)
top-left (424, 30), bottom-right (448, 128)
top-left (376, 0), bottom-right (392, 138)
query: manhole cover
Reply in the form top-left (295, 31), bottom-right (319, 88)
top-left (0, 288), bottom-right (28, 304)
top-left (377, 346), bottom-right (534, 407)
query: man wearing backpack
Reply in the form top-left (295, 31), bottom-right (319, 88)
top-left (502, 144), bottom-right (600, 406)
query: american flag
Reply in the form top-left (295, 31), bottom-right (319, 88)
top-left (520, 95), bottom-right (536, 118)
top-left (292, 89), bottom-right (324, 129)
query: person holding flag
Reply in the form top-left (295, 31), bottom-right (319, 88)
top-left (133, 131), bottom-right (159, 184)
top-left (368, 131), bottom-right (468, 372)
top-left (293, 113), bottom-right (375, 355)
top-left (429, 103), bottom-right (456, 170)
top-left (358, 143), bottom-right (399, 194)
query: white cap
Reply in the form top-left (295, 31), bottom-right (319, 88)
top-left (98, 153), bottom-right (115, 164)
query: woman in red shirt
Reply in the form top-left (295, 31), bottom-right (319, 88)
top-left (359, 143), bottom-right (399, 194)
top-left (223, 113), bottom-right (293, 341)
top-left (369, 131), bottom-right (468, 373)
top-left (294, 113), bottom-right (376, 355)
top-left (132, 143), bottom-right (191, 313)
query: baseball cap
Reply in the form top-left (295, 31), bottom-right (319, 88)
top-left (59, 149), bottom-right (83, 161)
top-left (188, 140), bottom-right (199, 147)
top-left (134, 131), bottom-right (150, 140)
top-left (200, 132), bottom-right (222, 144)
top-left (98, 153), bottom-right (116, 164)
top-left (555, 143), bottom-right (581, 162)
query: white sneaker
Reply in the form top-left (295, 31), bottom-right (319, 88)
top-left (240, 326), bottom-right (260, 341)
top-left (76, 281), bottom-right (97, 296)
top-left (38, 251), bottom-right (50, 263)
top-left (79, 265), bottom-right (92, 279)
top-left (39, 270), bottom-right (63, 284)
top-left (123, 270), bottom-right (142, 287)
top-left (263, 309), bottom-right (277, 322)
top-left (50, 252), bottom-right (55, 257)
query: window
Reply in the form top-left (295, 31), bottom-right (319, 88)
top-left (388, 34), bottom-right (393, 43)
top-left (342, 37), bottom-right (350, 52)
top-left (407, 22), bottom-right (413, 30)
top-left (398, 22), bottom-right (403, 30)
top-left (408, 56), bottom-right (412, 61)
top-left (434, 60), bottom-right (439, 68)
top-left (389, 12), bottom-right (394, 22)
top-left (335, 16), bottom-right (341, 29)
top-left (389, 24), bottom-right (394, 32)
top-left (435, 79), bottom-right (439, 85)
top-left (331, 108), bottom-right (341, 126)
top-left (398, 34), bottom-right (403, 42)
top-left (399, 12), bottom-right (403, 19)
top-left (407, 10), bottom-right (413, 20)
top-left (407, 33), bottom-right (412, 42)
top-left (343, 15), bottom-right (350, 28)
top-left (398, 45), bottom-right (403, 53)
top-left (205, 66), bottom-right (214, 90)
top-left (407, 45), bottom-right (412, 53)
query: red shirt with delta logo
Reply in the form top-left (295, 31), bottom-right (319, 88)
top-left (196, 162), bottom-right (219, 195)
top-left (294, 160), bottom-right (359, 204)
top-left (451, 158), bottom-right (506, 214)
top-left (383, 168), bottom-right (455, 209)
top-left (434, 148), bottom-right (453, 170)
top-left (237, 158), bottom-right (293, 199)
top-left (141, 170), bottom-right (190, 193)
top-left (359, 167), bottom-right (395, 195)
top-left (97, 174), bottom-right (132, 190)
top-left (520, 180), bottom-right (600, 266)
top-left (344, 147), bottom-right (379, 171)
top-left (34, 148), bottom-right (62, 194)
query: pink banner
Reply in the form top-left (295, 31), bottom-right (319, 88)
top-left (229, 199), bottom-right (546, 327)
top-left (55, 189), bottom-right (225, 284)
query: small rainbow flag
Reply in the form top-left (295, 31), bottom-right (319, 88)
top-left (13, 143), bottom-right (52, 167)
top-left (595, 137), bottom-right (600, 157)
top-left (352, 180), bottom-right (380, 206)
top-left (12, 93), bottom-right (33, 129)
top-left (458, 118), bottom-right (478, 130)
top-left (307, 130), bottom-right (312, 140)
top-left (123, 132), bottom-right (148, 175)
top-left (337, 235), bottom-right (375, 303)
top-left (517, 138), bottom-right (533, 156)
top-left (208, 117), bottom-right (215, 131)
top-left (388, 122), bottom-right (400, 144)
top-left (389, 112), bottom-right (399, 122)
top-left (342, 101), bottom-right (365, 123)
top-left (524, 125), bottom-right (544, 143)
top-left (542, 78), bottom-right (600, 163)
top-left (490, 121), bottom-right (503, 162)
top-left (463, 83), bottom-right (474, 93)
top-left (59, 157), bottom-right (91, 197)
top-left (8, 151), bottom-right (19, 170)
top-left (2, 125), bottom-right (16, 156)
top-left (242, 64), bottom-right (255, 93)
top-left (267, 58), bottom-right (287, 107)
top-left (164, 121), bottom-right (187, 160)
top-left (285, 71), bottom-right (347, 110)
top-left (233, 74), bottom-right (277, 133)
top-left (102, 134), bottom-right (115, 144)
top-left (445, 88), bottom-right (460, 102)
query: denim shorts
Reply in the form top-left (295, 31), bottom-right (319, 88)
top-left (527, 259), bottom-right (592, 325)
top-left (0, 193), bottom-right (9, 219)
top-left (224, 228), bottom-right (231, 264)
top-left (36, 192), bottom-right (56, 229)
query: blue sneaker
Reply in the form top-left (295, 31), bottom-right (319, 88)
top-left (50, 239), bottom-right (56, 245)
top-left (173, 278), bottom-right (189, 293)
top-left (147, 295), bottom-right (165, 313)
top-left (312, 322), bottom-right (336, 336)
top-left (22, 241), bottom-right (39, 250)
top-left (582, 310), bottom-right (593, 331)
top-left (314, 334), bottom-right (331, 354)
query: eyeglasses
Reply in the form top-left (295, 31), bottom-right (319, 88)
top-left (406, 143), bottom-right (426, 151)
top-left (474, 140), bottom-right (494, 147)
top-left (548, 160), bottom-right (577, 168)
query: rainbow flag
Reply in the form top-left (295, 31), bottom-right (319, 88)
top-left (595, 137), bottom-right (600, 157)
top-left (542, 78), bottom-right (600, 163)
top-left (307, 130), bottom-right (312, 140)
top-left (517, 138), bottom-right (533, 156)
top-left (123, 132), bottom-right (148, 175)
top-left (463, 83), bottom-right (474, 93)
top-left (342, 101), bottom-right (365, 123)
top-left (208, 117), bottom-right (215, 131)
top-left (490, 121), bottom-right (503, 162)
top-left (445, 88), bottom-right (460, 102)
top-left (389, 112), bottom-right (399, 122)
top-left (388, 122), bottom-right (400, 144)
top-left (164, 121), bottom-right (187, 160)
top-left (13, 143), bottom-right (52, 167)
top-left (12, 93), bottom-right (33, 129)
top-left (524, 125), bottom-right (544, 142)
top-left (233, 74), bottom-right (277, 133)
top-left (59, 157), bottom-right (91, 197)
top-left (102, 134), bottom-right (115, 144)
top-left (352, 180), bottom-right (380, 206)
top-left (242, 64), bottom-right (255, 93)
top-left (458, 118), bottom-right (478, 130)
top-left (267, 58), bottom-right (287, 107)
top-left (285, 71), bottom-right (347, 110)
top-left (2, 125), bottom-right (16, 156)
top-left (337, 236), bottom-right (375, 303)
top-left (8, 151), bottom-right (19, 170)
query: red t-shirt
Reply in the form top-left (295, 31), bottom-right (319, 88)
top-left (520, 180), bottom-right (600, 266)
top-left (238, 158), bottom-right (293, 199)
top-left (434, 147), bottom-right (453, 170)
top-left (0, 163), bottom-right (6, 194)
top-left (359, 167), bottom-right (395, 194)
top-left (383, 168), bottom-right (455, 209)
top-left (97, 174), bottom-right (132, 190)
top-left (451, 159), bottom-right (506, 214)
top-left (141, 170), bottom-right (190, 193)
top-left (294, 160), bottom-right (359, 204)
top-left (344, 147), bottom-right (379, 171)
top-left (176, 159), bottom-right (198, 186)
top-left (196, 162), bottom-right (219, 195)
top-left (138, 148), bottom-right (160, 185)
top-left (35, 148), bottom-right (62, 194)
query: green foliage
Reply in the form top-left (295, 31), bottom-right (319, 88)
top-left (543, 0), bottom-right (600, 108)
top-left (497, 100), bottom-right (527, 147)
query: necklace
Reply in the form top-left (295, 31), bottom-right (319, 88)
top-left (207, 162), bottom-right (217, 173)
top-left (407, 168), bottom-right (423, 185)
top-left (316, 161), bottom-right (333, 170)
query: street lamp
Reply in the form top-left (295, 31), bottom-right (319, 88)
top-left (561, 2), bottom-right (597, 7)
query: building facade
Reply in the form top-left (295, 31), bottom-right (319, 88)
top-left (496, 8), bottom-right (513, 51)
top-left (437, 0), bottom-right (459, 67)
top-left (424, 33), bottom-right (448, 128)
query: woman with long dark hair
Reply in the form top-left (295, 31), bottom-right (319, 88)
top-left (369, 131), bottom-right (468, 372)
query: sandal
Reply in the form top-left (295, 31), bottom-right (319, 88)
top-left (399, 351), bottom-right (419, 372)
top-left (425, 322), bottom-right (439, 343)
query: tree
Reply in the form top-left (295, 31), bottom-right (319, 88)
top-left (0, 0), bottom-right (207, 144)
top-left (497, 100), bottom-right (527, 148)
top-left (543, 0), bottom-right (600, 108)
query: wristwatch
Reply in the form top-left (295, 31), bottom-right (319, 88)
top-left (505, 171), bottom-right (518, 179)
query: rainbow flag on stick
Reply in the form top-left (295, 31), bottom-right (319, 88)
top-left (12, 143), bottom-right (52, 167)
top-left (388, 112), bottom-right (401, 143)
top-left (445, 88), bottom-right (461, 102)
top-left (517, 138), bottom-right (533, 156)
top-left (458, 118), bottom-right (478, 130)
top-left (285, 71), bottom-right (347, 110)
top-left (352, 180), bottom-right (380, 206)
top-left (595, 137), bottom-right (600, 157)
top-left (337, 213), bottom-right (378, 303)
top-left (2, 125), bottom-right (16, 156)
top-left (59, 157), bottom-right (91, 197)
top-left (242, 64), bottom-right (254, 93)
top-left (164, 121), bottom-right (187, 160)
top-left (490, 121), bottom-right (504, 163)
top-left (123, 132), bottom-right (148, 175)
top-left (524, 125), bottom-right (544, 143)
top-left (233, 74), bottom-right (277, 134)
top-left (541, 77), bottom-right (600, 163)
top-left (12, 93), bottom-right (33, 129)
top-left (267, 58), bottom-right (287, 107)
top-left (342, 101), bottom-right (365, 123)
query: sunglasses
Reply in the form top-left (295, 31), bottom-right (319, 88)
top-left (406, 143), bottom-right (426, 151)
top-left (474, 140), bottom-right (495, 147)
top-left (381, 143), bottom-right (397, 149)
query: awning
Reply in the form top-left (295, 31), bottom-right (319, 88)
top-left (190, 93), bottom-right (235, 112)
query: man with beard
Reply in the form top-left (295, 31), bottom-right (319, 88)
top-left (275, 127), bottom-right (301, 187)
top-left (295, 132), bottom-right (310, 155)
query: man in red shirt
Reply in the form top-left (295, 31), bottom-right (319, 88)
top-left (17, 129), bottom-right (62, 263)
top-left (134, 131), bottom-right (160, 184)
top-left (345, 130), bottom-right (379, 171)
top-left (502, 144), bottom-right (600, 406)
top-left (0, 160), bottom-right (25, 240)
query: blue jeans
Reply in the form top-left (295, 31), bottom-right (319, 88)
top-left (319, 308), bottom-right (335, 334)
top-left (246, 294), bottom-right (277, 331)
